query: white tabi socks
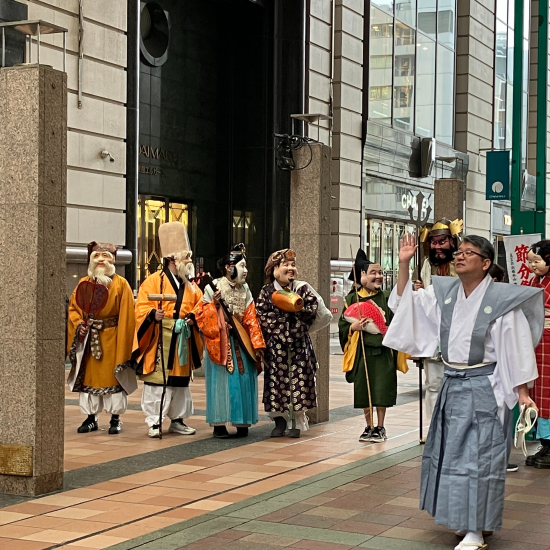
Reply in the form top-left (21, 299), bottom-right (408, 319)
top-left (455, 530), bottom-right (484, 550)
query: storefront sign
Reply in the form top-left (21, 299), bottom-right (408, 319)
top-left (486, 150), bottom-right (510, 200)
top-left (363, 178), bottom-right (434, 223)
top-left (401, 192), bottom-right (431, 218)
top-left (139, 165), bottom-right (162, 175)
top-left (139, 145), bottom-right (176, 164)
top-left (503, 233), bottom-right (540, 285)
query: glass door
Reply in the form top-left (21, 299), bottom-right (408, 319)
top-left (366, 218), bottom-right (418, 289)
top-left (138, 196), bottom-right (189, 285)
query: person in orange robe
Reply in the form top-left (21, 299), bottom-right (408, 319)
top-left (133, 222), bottom-right (204, 438)
top-left (67, 242), bottom-right (136, 435)
top-left (195, 244), bottom-right (265, 438)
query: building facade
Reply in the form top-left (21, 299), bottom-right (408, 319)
top-left (0, 0), bottom-right (549, 293)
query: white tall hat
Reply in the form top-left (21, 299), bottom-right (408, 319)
top-left (158, 222), bottom-right (191, 258)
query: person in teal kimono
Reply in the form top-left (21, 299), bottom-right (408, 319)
top-left (339, 249), bottom-right (397, 443)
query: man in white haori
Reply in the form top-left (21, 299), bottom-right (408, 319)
top-left (383, 233), bottom-right (542, 550)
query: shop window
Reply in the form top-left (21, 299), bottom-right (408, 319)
top-left (233, 210), bottom-right (252, 247)
top-left (366, 218), bottom-right (419, 289)
top-left (137, 197), bottom-right (189, 284)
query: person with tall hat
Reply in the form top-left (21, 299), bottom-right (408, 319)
top-left (256, 249), bottom-right (332, 438)
top-left (384, 233), bottom-right (542, 550)
top-left (67, 242), bottom-right (136, 434)
top-left (195, 244), bottom-right (266, 438)
top-left (132, 222), bottom-right (204, 438)
top-left (414, 217), bottom-right (463, 418)
top-left (338, 249), bottom-right (397, 443)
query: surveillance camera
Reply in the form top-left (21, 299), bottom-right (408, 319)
top-left (101, 150), bottom-right (115, 163)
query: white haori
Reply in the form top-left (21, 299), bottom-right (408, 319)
top-left (385, 275), bottom-right (538, 420)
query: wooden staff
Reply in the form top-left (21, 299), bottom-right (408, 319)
top-left (350, 245), bottom-right (374, 430)
top-left (157, 273), bottom-right (167, 440)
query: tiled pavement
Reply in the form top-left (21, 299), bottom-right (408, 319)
top-left (0, 349), bottom-right (546, 549)
top-left (103, 444), bottom-right (550, 550)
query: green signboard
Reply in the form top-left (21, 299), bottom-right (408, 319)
top-left (486, 150), bottom-right (510, 200)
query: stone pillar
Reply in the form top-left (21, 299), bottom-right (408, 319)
top-left (434, 178), bottom-right (465, 222)
top-left (0, 65), bottom-right (67, 495)
top-left (290, 144), bottom-right (331, 423)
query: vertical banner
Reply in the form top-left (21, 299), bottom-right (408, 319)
top-left (486, 150), bottom-right (511, 200)
top-left (503, 234), bottom-right (541, 285)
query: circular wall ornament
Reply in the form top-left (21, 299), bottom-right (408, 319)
top-left (140, 2), bottom-right (170, 67)
top-left (492, 181), bottom-right (504, 194)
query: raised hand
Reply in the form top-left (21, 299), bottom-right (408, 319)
top-left (399, 233), bottom-right (418, 265)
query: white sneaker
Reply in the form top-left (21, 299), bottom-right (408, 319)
top-left (169, 419), bottom-right (196, 435)
top-left (148, 425), bottom-right (160, 438)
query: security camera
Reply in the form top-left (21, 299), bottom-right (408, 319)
top-left (101, 150), bottom-right (115, 163)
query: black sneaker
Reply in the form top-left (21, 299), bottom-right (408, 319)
top-left (526, 444), bottom-right (550, 466)
top-left (506, 463), bottom-right (519, 472)
top-left (359, 426), bottom-right (373, 442)
top-left (108, 415), bottom-right (122, 434)
top-left (77, 416), bottom-right (98, 433)
top-left (535, 453), bottom-right (550, 469)
top-left (370, 426), bottom-right (387, 443)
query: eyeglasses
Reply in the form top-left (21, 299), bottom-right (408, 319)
top-left (452, 250), bottom-right (489, 260)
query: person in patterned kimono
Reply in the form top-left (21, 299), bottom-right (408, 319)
top-left (195, 244), bottom-right (266, 438)
top-left (338, 249), bottom-right (397, 443)
top-left (256, 249), bottom-right (332, 438)
top-left (527, 240), bottom-right (550, 468)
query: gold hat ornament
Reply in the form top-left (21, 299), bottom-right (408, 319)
top-left (420, 218), bottom-right (464, 243)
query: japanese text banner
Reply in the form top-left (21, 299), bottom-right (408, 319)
top-left (503, 234), bottom-right (541, 285)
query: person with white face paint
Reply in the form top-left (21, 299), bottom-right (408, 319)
top-left (133, 222), bottom-right (204, 438)
top-left (67, 242), bottom-right (136, 435)
top-left (196, 244), bottom-right (266, 438)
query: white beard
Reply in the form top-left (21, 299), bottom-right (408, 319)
top-left (88, 262), bottom-right (115, 287)
top-left (176, 259), bottom-right (195, 282)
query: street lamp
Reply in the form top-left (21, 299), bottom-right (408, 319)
top-left (0, 19), bottom-right (68, 70)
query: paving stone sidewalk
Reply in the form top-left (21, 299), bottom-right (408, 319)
top-left (107, 443), bottom-right (550, 550)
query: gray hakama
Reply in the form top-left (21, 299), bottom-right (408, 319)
top-left (419, 276), bottom-right (544, 532)
top-left (420, 364), bottom-right (506, 531)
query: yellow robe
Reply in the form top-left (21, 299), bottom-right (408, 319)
top-left (133, 270), bottom-right (204, 385)
top-left (67, 274), bottom-right (136, 393)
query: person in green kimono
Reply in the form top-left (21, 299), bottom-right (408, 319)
top-left (339, 249), bottom-right (397, 443)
